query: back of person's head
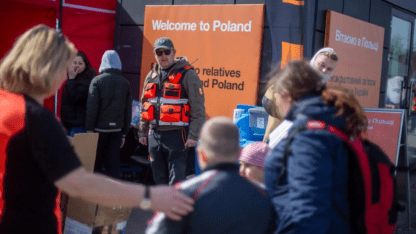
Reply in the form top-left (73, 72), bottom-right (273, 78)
top-left (0, 24), bottom-right (77, 95)
top-left (270, 59), bottom-right (323, 101)
top-left (199, 117), bottom-right (240, 160)
top-left (99, 50), bottom-right (122, 74)
top-left (270, 60), bottom-right (367, 137)
top-left (321, 86), bottom-right (367, 137)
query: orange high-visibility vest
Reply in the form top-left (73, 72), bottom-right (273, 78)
top-left (141, 66), bottom-right (193, 126)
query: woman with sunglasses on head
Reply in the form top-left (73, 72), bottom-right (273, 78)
top-left (263, 60), bottom-right (367, 234)
top-left (0, 25), bottom-right (194, 234)
top-left (60, 51), bottom-right (97, 137)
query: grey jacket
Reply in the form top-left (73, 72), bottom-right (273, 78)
top-left (85, 51), bottom-right (132, 137)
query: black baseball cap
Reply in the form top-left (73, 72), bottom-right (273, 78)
top-left (154, 37), bottom-right (174, 51)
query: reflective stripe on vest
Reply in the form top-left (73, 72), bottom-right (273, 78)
top-left (148, 120), bottom-right (189, 126)
top-left (159, 97), bottom-right (188, 105)
top-left (158, 120), bottom-right (189, 126)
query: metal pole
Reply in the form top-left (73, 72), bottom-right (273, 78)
top-left (59, 0), bottom-right (63, 30)
top-left (54, 0), bottom-right (63, 117)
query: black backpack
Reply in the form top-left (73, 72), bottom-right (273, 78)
top-left (280, 120), bottom-right (402, 234)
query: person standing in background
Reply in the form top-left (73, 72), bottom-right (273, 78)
top-left (137, 37), bottom-right (205, 185)
top-left (262, 48), bottom-right (338, 143)
top-left (85, 50), bottom-right (132, 179)
top-left (60, 51), bottom-right (97, 137)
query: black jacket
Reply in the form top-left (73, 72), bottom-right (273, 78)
top-left (146, 163), bottom-right (277, 234)
top-left (85, 68), bottom-right (132, 137)
top-left (60, 70), bottom-right (96, 129)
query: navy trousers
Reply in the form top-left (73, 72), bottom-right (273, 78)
top-left (148, 128), bottom-right (188, 185)
top-left (94, 131), bottom-right (122, 179)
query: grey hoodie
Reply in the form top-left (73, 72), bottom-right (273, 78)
top-left (85, 50), bottom-right (132, 137)
top-left (99, 50), bottom-right (122, 73)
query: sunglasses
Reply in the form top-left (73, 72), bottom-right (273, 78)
top-left (155, 50), bottom-right (172, 56)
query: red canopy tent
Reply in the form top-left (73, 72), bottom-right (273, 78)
top-left (0, 0), bottom-right (116, 118)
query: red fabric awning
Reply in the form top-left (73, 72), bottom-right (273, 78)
top-left (3, 0), bottom-right (58, 8)
top-left (0, 0), bottom-right (116, 118)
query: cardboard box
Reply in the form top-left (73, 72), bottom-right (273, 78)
top-left (62, 133), bottom-right (132, 234)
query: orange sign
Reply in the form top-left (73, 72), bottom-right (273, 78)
top-left (325, 10), bottom-right (385, 108)
top-left (363, 109), bottom-right (404, 164)
top-left (141, 5), bottom-right (265, 118)
top-left (282, 0), bottom-right (304, 6)
top-left (281, 42), bottom-right (303, 68)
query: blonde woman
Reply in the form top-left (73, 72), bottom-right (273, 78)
top-left (0, 25), bottom-right (193, 233)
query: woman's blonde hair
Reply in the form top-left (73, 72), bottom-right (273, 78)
top-left (0, 24), bottom-right (77, 95)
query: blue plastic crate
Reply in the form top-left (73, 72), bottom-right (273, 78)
top-left (248, 107), bottom-right (268, 135)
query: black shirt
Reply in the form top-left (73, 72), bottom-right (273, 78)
top-left (0, 90), bottom-right (82, 234)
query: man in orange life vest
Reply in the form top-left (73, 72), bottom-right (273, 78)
top-left (137, 37), bottom-right (206, 185)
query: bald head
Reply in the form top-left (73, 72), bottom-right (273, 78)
top-left (199, 117), bottom-right (240, 160)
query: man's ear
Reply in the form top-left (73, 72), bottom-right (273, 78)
top-left (196, 146), bottom-right (207, 162)
top-left (196, 146), bottom-right (208, 170)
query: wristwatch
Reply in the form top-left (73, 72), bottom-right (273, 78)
top-left (139, 186), bottom-right (151, 210)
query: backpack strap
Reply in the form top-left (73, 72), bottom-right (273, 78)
top-left (293, 120), bottom-right (373, 202)
top-left (279, 120), bottom-right (335, 184)
top-left (278, 122), bottom-right (308, 185)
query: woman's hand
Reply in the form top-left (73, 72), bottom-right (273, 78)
top-left (68, 67), bottom-right (79, 80)
top-left (184, 139), bottom-right (198, 148)
top-left (150, 186), bottom-right (194, 221)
